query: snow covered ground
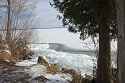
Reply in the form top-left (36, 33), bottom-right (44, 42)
top-left (15, 28), bottom-right (117, 82)
top-left (24, 64), bottom-right (72, 83)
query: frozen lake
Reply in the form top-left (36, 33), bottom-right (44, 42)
top-left (35, 28), bottom-right (117, 61)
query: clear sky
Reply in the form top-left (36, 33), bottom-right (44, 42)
top-left (35, 0), bottom-right (63, 28)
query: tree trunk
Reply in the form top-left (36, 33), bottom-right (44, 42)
top-left (116, 0), bottom-right (125, 82)
top-left (6, 0), bottom-right (11, 43)
top-left (97, 17), bottom-right (113, 83)
top-left (6, 0), bottom-right (15, 56)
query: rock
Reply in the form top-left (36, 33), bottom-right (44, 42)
top-left (61, 67), bottom-right (68, 72)
top-left (47, 63), bottom-right (60, 74)
top-left (0, 51), bottom-right (11, 61)
top-left (85, 74), bottom-right (93, 81)
top-left (61, 68), bottom-right (82, 83)
top-left (0, 51), bottom-right (20, 62)
top-left (62, 68), bottom-right (81, 78)
top-left (38, 56), bottom-right (49, 66)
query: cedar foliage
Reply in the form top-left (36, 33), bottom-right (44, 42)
top-left (51, 0), bottom-right (117, 40)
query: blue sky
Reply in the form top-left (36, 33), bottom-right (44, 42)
top-left (35, 0), bottom-right (63, 28)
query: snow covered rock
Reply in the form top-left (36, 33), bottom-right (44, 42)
top-left (47, 63), bottom-right (61, 74)
top-left (38, 56), bottom-right (49, 66)
top-left (61, 68), bottom-right (82, 83)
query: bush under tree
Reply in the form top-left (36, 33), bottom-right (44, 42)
top-left (0, 0), bottom-right (38, 60)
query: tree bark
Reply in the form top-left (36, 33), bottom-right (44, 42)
top-left (6, 0), bottom-right (11, 43)
top-left (97, 17), bottom-right (113, 83)
top-left (116, 0), bottom-right (125, 82)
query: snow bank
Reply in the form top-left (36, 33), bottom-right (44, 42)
top-left (15, 60), bottom-right (37, 66)
top-left (25, 64), bottom-right (72, 83)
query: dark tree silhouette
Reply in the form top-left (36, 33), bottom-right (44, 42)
top-left (51, 0), bottom-right (116, 83)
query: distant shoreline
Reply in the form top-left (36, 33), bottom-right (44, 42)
top-left (0, 27), bottom-right (68, 31)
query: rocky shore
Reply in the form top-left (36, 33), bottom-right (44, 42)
top-left (0, 51), bottom-right (95, 83)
